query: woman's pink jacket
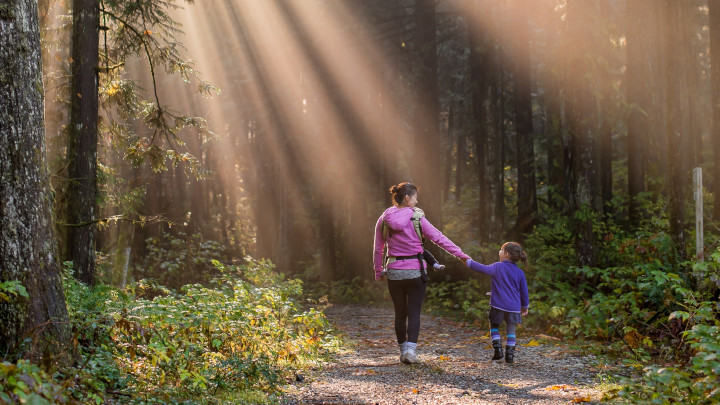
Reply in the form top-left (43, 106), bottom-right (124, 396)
top-left (373, 206), bottom-right (470, 280)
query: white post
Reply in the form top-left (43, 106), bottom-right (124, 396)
top-left (694, 167), bottom-right (704, 262)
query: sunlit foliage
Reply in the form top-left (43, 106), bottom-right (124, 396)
top-left (0, 260), bottom-right (338, 403)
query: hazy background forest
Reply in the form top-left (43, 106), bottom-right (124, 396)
top-left (3, 0), bottom-right (720, 402)
top-left (41, 0), bottom-right (720, 286)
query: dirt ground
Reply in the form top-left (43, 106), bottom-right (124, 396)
top-left (282, 304), bottom-right (609, 404)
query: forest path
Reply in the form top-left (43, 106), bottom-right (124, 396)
top-left (282, 304), bottom-right (608, 404)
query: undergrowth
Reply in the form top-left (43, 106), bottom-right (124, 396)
top-left (0, 259), bottom-right (340, 404)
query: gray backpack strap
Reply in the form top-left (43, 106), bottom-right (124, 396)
top-left (411, 208), bottom-right (425, 242)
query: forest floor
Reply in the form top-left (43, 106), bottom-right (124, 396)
top-left (282, 304), bottom-right (617, 404)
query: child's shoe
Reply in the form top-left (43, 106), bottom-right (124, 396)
top-left (433, 263), bottom-right (445, 271)
top-left (505, 346), bottom-right (515, 363)
top-left (491, 340), bottom-right (504, 360)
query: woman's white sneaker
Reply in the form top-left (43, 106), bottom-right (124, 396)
top-left (403, 349), bottom-right (418, 364)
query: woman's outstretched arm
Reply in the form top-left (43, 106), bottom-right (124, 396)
top-left (420, 217), bottom-right (470, 261)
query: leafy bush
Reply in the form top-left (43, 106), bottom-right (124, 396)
top-left (425, 279), bottom-right (491, 323)
top-left (614, 296), bottom-right (720, 404)
top-left (47, 259), bottom-right (339, 403)
top-left (0, 360), bottom-right (65, 404)
top-left (135, 232), bottom-right (227, 289)
top-left (305, 277), bottom-right (388, 305)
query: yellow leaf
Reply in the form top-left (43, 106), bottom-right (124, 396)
top-left (624, 330), bottom-right (643, 349)
top-left (439, 355), bottom-right (449, 361)
top-left (572, 396), bottom-right (592, 402)
top-left (545, 384), bottom-right (575, 391)
top-left (412, 388), bottom-right (419, 394)
top-left (525, 339), bottom-right (540, 346)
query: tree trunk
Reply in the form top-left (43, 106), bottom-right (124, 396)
top-left (468, 1), bottom-right (490, 242)
top-left (664, 0), bottom-right (688, 260)
top-left (626, 0), bottom-right (650, 225)
top-left (512, 0), bottom-right (538, 238)
top-left (66, 0), bottom-right (99, 285)
top-left (711, 0), bottom-right (720, 219)
top-left (0, 0), bottom-right (70, 357)
top-left (454, 102), bottom-right (466, 202)
top-left (566, 0), bottom-right (597, 267)
top-left (488, 52), bottom-right (506, 242)
top-left (681, 3), bottom-right (701, 169)
top-left (596, 0), bottom-right (613, 212)
top-left (413, 0), bottom-right (442, 226)
top-left (445, 104), bottom-right (455, 203)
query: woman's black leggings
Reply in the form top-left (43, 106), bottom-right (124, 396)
top-left (387, 277), bottom-right (427, 344)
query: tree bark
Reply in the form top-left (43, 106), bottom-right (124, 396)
top-left (512, 0), bottom-right (538, 238)
top-left (566, 0), bottom-right (597, 267)
top-left (0, 0), bottom-right (70, 357)
top-left (711, 0), bottom-right (720, 219)
top-left (454, 102), bottom-right (466, 202)
top-left (468, 0), bottom-right (490, 242)
top-left (626, 0), bottom-right (650, 225)
top-left (596, 0), bottom-right (613, 212)
top-left (664, 0), bottom-right (688, 260)
top-left (66, 0), bottom-right (99, 285)
top-left (681, 3), bottom-right (701, 169)
top-left (413, 0), bottom-right (442, 226)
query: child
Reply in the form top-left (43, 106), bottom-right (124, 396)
top-left (465, 242), bottom-right (529, 363)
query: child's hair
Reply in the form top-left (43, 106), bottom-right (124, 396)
top-left (502, 242), bottom-right (528, 265)
top-left (389, 182), bottom-right (418, 206)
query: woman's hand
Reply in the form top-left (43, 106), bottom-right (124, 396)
top-left (521, 308), bottom-right (528, 316)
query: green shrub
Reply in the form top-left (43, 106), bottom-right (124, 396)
top-left (614, 298), bottom-right (720, 404)
top-left (54, 258), bottom-right (340, 403)
top-left (425, 279), bottom-right (490, 323)
top-left (135, 232), bottom-right (226, 289)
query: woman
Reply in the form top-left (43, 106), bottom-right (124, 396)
top-left (373, 182), bottom-right (471, 364)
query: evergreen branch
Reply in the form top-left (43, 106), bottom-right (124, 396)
top-left (57, 214), bottom-right (170, 227)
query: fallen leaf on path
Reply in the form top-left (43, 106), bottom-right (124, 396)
top-left (352, 369), bottom-right (376, 375)
top-left (536, 334), bottom-right (561, 341)
top-left (525, 339), bottom-right (540, 346)
top-left (545, 384), bottom-right (576, 391)
top-left (499, 383), bottom-right (519, 387)
top-left (572, 396), bottom-right (592, 402)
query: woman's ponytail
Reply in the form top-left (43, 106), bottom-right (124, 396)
top-left (389, 182), bottom-right (418, 206)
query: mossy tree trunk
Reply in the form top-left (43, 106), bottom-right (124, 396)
top-left (0, 0), bottom-right (70, 358)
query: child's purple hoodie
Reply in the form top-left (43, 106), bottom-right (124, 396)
top-left (373, 206), bottom-right (470, 280)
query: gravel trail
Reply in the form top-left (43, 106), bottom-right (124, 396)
top-left (283, 304), bottom-right (606, 404)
